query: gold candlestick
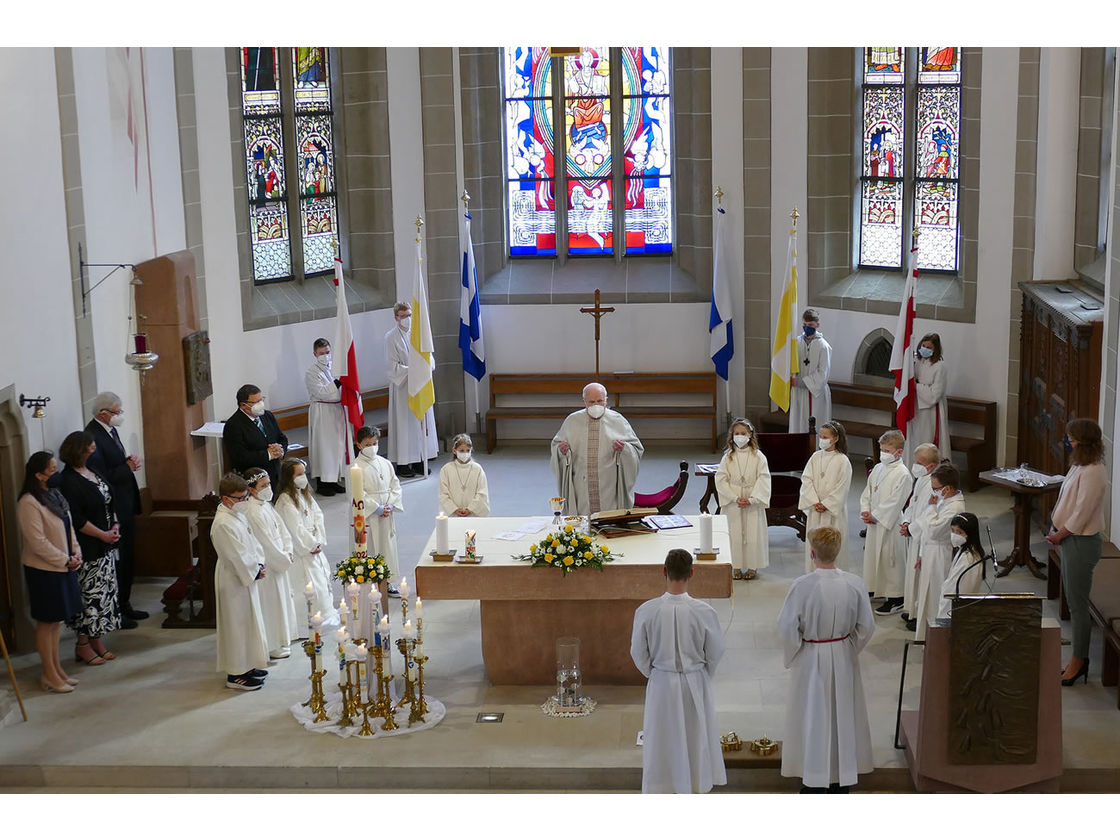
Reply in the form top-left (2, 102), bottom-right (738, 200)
top-left (394, 637), bottom-right (420, 724)
top-left (412, 653), bottom-right (429, 722)
top-left (302, 639), bottom-right (329, 722)
top-left (371, 642), bottom-right (398, 731)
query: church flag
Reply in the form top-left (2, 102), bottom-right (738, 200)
top-left (768, 225), bottom-right (801, 411)
top-left (708, 207), bottom-right (733, 381)
top-left (459, 212), bottom-right (486, 381)
top-left (333, 256), bottom-right (363, 432)
top-left (889, 237), bottom-right (920, 431)
top-left (408, 236), bottom-right (436, 423)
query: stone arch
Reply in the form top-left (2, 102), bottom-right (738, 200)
top-left (853, 328), bottom-right (895, 387)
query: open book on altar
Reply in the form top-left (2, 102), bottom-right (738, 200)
top-left (590, 507), bottom-right (659, 537)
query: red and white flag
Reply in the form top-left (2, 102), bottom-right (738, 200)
top-left (889, 239), bottom-right (919, 432)
top-left (333, 256), bottom-right (363, 433)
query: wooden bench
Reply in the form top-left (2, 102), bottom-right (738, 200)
top-left (485, 372), bottom-right (719, 453)
top-left (759, 381), bottom-right (997, 492)
top-left (271, 387), bottom-right (390, 459)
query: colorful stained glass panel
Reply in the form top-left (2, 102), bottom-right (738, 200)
top-left (863, 86), bottom-right (905, 178)
top-left (244, 116), bottom-right (286, 202)
top-left (504, 47), bottom-right (551, 101)
top-left (250, 203), bottom-right (292, 282)
top-left (917, 86), bottom-right (960, 180)
top-left (865, 47), bottom-right (904, 84)
top-left (568, 178), bottom-right (613, 255)
top-left (564, 47), bottom-right (611, 181)
top-left (624, 175), bottom-right (672, 255)
top-left (919, 47), bottom-right (961, 84)
top-left (508, 180), bottom-right (556, 256)
top-left (296, 115), bottom-right (335, 196)
top-left (914, 182), bottom-right (959, 271)
top-left (860, 180), bottom-right (903, 269)
top-left (241, 48), bottom-right (280, 113)
top-left (505, 96), bottom-right (554, 180)
top-left (293, 48), bottom-right (331, 111)
top-left (301, 195), bottom-right (337, 275)
top-left (622, 96), bottom-right (671, 179)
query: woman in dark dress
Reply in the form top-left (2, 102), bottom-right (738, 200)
top-left (17, 451), bottom-right (83, 693)
top-left (58, 431), bottom-right (123, 665)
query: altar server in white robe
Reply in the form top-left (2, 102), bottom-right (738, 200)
top-left (630, 548), bottom-right (726, 794)
top-left (305, 338), bottom-right (349, 496)
top-left (900, 444), bottom-right (940, 629)
top-left (211, 473), bottom-right (270, 691)
top-left (860, 430), bottom-right (912, 615)
top-left (798, 421), bottom-right (852, 573)
top-left (551, 382), bottom-right (644, 516)
top-left (275, 458), bottom-right (337, 622)
top-left (438, 433), bottom-right (490, 517)
top-left (244, 468), bottom-right (299, 658)
top-left (937, 512), bottom-right (987, 621)
top-left (789, 308), bottom-right (832, 434)
top-left (385, 302), bottom-right (438, 478)
top-left (715, 419), bottom-right (771, 580)
top-left (911, 463), bottom-right (966, 640)
top-left (778, 526), bottom-right (875, 792)
top-left (353, 426), bottom-right (403, 582)
top-left (907, 333), bottom-right (951, 463)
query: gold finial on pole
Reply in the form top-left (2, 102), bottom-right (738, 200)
top-left (415, 215), bottom-right (424, 242)
top-left (331, 238), bottom-right (339, 258)
top-left (714, 186), bottom-right (724, 207)
top-left (911, 226), bottom-right (921, 246)
top-left (791, 207), bottom-right (800, 227)
top-left (461, 190), bottom-right (471, 208)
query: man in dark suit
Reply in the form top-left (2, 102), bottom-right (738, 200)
top-left (224, 383), bottom-right (288, 487)
top-left (86, 391), bottom-right (146, 628)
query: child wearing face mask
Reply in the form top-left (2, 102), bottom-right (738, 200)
top-left (937, 512), bottom-right (986, 621)
top-left (354, 427), bottom-right (403, 597)
top-left (906, 333), bottom-right (951, 460)
top-left (715, 419), bottom-right (771, 580)
top-left (275, 458), bottom-right (336, 619)
top-left (438, 433), bottom-right (490, 517)
top-left (899, 445), bottom-right (942, 630)
top-left (860, 430), bottom-right (912, 615)
top-left (911, 463), bottom-right (966, 640)
top-left (798, 421), bottom-right (852, 574)
top-left (243, 468), bottom-right (300, 658)
top-left (789, 308), bottom-right (833, 435)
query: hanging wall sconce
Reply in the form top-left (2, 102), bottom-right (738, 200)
top-left (79, 243), bottom-right (158, 374)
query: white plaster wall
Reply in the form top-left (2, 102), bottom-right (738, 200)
top-left (1034, 47), bottom-right (1081, 281)
top-left (0, 49), bottom-right (85, 451)
top-left (387, 48), bottom-right (427, 304)
top-left (770, 47), bottom-right (809, 331)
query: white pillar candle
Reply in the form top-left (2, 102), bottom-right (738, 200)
top-left (403, 620), bottom-right (414, 640)
top-left (699, 513), bottom-right (713, 553)
top-left (435, 513), bottom-right (449, 554)
top-left (350, 462), bottom-right (363, 504)
top-left (303, 583), bottom-right (315, 601)
top-left (415, 597), bottom-right (423, 619)
top-left (399, 576), bottom-right (410, 601)
top-left (338, 598), bottom-right (349, 628)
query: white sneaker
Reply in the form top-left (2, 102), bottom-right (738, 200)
top-left (269, 648), bottom-right (291, 659)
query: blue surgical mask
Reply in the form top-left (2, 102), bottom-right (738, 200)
top-left (803, 325), bottom-right (816, 337)
top-left (918, 346), bottom-right (934, 359)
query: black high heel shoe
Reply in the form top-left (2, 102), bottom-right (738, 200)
top-left (1061, 658), bottom-right (1089, 686)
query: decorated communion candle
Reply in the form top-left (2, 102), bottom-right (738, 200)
top-left (311, 611), bottom-right (323, 645)
top-left (347, 579), bottom-right (360, 616)
top-left (338, 598), bottom-right (349, 628)
top-left (699, 512), bottom-right (713, 553)
top-left (350, 463), bottom-right (363, 504)
top-left (435, 513), bottom-right (449, 554)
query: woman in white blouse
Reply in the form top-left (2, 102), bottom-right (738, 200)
top-left (438, 433), bottom-right (490, 517)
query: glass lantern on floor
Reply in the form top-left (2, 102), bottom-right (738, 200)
top-left (556, 636), bottom-right (583, 708)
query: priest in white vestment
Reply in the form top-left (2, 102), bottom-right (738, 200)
top-left (385, 302), bottom-right (438, 478)
top-left (714, 419), bottom-right (771, 578)
top-left (911, 463), bottom-right (966, 640)
top-left (900, 443), bottom-right (940, 627)
top-left (798, 422), bottom-right (852, 573)
top-left (353, 426), bottom-right (403, 582)
top-left (778, 526), bottom-right (875, 791)
top-left (244, 469), bottom-right (300, 658)
top-left (211, 474), bottom-right (270, 689)
top-left (550, 382), bottom-right (643, 516)
top-left (789, 309), bottom-right (832, 433)
top-left (630, 548), bottom-right (726, 794)
top-left (438, 433), bottom-right (490, 517)
top-left (859, 430), bottom-right (911, 613)
top-left (305, 339), bottom-right (349, 496)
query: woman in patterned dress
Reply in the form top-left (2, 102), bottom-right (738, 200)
top-left (58, 430), bottom-right (122, 665)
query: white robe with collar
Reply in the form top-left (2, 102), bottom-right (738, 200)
top-left (911, 491), bottom-right (967, 640)
top-left (901, 470), bottom-right (934, 616)
top-left (907, 357), bottom-right (951, 460)
top-left (789, 333), bottom-right (832, 433)
top-left (438, 459), bottom-right (491, 517)
top-left (245, 497), bottom-right (299, 651)
top-left (275, 491), bottom-right (336, 620)
top-left (937, 545), bottom-right (986, 620)
top-left (355, 451), bottom-right (403, 575)
top-left (859, 459), bottom-right (912, 597)
top-left (305, 361), bottom-right (349, 483)
top-left (550, 408), bottom-right (643, 516)
top-left (210, 505), bottom-right (269, 676)
top-left (630, 592), bottom-right (726, 794)
top-left (384, 325), bottom-right (438, 466)
top-left (798, 448), bottom-right (853, 573)
top-left (778, 568), bottom-right (875, 788)
top-left (714, 446), bottom-right (772, 571)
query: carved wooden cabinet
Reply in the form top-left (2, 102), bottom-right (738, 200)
top-left (1017, 280), bottom-right (1103, 523)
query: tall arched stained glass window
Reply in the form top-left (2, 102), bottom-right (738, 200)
top-left (240, 47), bottom-right (340, 284)
top-left (503, 47), bottom-right (672, 259)
top-left (859, 47), bottom-right (961, 273)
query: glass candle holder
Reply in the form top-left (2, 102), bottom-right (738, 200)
top-left (556, 636), bottom-right (582, 708)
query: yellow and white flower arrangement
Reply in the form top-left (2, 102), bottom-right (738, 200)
top-left (335, 554), bottom-right (390, 584)
top-left (514, 524), bottom-right (616, 576)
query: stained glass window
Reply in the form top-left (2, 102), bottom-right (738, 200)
top-left (240, 47), bottom-right (340, 284)
top-left (858, 47), bottom-right (961, 273)
top-left (503, 47), bottom-right (672, 258)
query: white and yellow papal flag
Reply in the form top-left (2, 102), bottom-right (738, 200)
top-left (408, 235), bottom-right (436, 422)
top-left (768, 224), bottom-right (801, 412)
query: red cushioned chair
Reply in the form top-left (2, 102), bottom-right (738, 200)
top-left (634, 460), bottom-right (690, 514)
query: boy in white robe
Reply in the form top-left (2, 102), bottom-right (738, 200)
top-left (550, 382), bottom-right (643, 516)
top-left (438, 433), bottom-right (490, 517)
top-left (911, 463), bottom-right (966, 640)
top-left (798, 421), bottom-right (852, 573)
top-left (305, 338), bottom-right (349, 496)
top-left (900, 444), bottom-right (940, 629)
top-left (630, 548), bottom-right (726, 794)
top-left (211, 473), bottom-right (270, 691)
top-left (778, 526), bottom-right (875, 792)
top-left (353, 426), bottom-right (403, 596)
top-left (244, 468), bottom-right (299, 659)
top-left (860, 429), bottom-right (911, 613)
top-left (789, 308), bottom-right (832, 433)
top-left (714, 418), bottom-right (771, 579)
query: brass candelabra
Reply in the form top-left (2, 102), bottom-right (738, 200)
top-left (302, 639), bottom-right (329, 723)
top-left (370, 641), bottom-right (398, 731)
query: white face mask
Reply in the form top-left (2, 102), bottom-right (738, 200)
top-left (362, 445), bottom-right (379, 459)
top-left (456, 450), bottom-right (472, 463)
top-left (586, 404), bottom-right (606, 419)
top-left (398, 316), bottom-right (412, 332)
top-left (232, 500), bottom-right (251, 516)
top-left (911, 463), bottom-right (927, 479)
top-left (819, 437), bottom-right (834, 451)
top-left (256, 487), bottom-right (273, 503)
top-left (293, 474), bottom-right (309, 490)
top-left (733, 434), bottom-right (750, 449)
top-left (918, 346), bottom-right (934, 359)
top-left (950, 532), bottom-right (967, 548)
top-left (250, 401), bottom-right (266, 417)
top-left (880, 451), bottom-right (897, 465)
top-left (109, 412), bottom-right (126, 427)
top-left (317, 353), bottom-right (331, 367)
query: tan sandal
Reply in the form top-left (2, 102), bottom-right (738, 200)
top-left (732, 569), bottom-right (744, 580)
top-left (744, 569), bottom-right (758, 580)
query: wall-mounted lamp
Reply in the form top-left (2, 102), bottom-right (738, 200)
top-left (78, 243), bottom-right (158, 374)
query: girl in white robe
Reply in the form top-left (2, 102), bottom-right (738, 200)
top-left (210, 476), bottom-right (269, 687)
top-left (778, 525), bottom-right (875, 790)
top-left (715, 419), bottom-right (771, 579)
top-left (906, 333), bottom-right (951, 462)
top-left (353, 427), bottom-right (403, 580)
top-left (798, 421), bottom-right (852, 573)
top-left (244, 469), bottom-right (299, 658)
top-left (438, 433), bottom-right (491, 517)
top-left (275, 459), bottom-right (336, 621)
top-left (912, 463), bottom-right (966, 640)
top-left (859, 430), bottom-right (911, 611)
top-left (937, 512), bottom-right (987, 620)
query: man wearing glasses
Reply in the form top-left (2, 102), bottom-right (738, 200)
top-left (223, 383), bottom-right (289, 487)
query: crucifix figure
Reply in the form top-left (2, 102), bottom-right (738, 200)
top-left (580, 289), bottom-right (615, 377)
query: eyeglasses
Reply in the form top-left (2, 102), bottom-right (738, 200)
top-left (225, 493), bottom-right (250, 502)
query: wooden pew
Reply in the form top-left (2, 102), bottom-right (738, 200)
top-left (485, 372), bottom-right (719, 453)
top-left (759, 381), bottom-right (997, 492)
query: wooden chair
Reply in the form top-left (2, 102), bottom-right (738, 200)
top-left (756, 430), bottom-right (815, 542)
top-left (634, 460), bottom-right (690, 514)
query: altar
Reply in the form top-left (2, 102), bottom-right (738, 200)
top-left (414, 516), bottom-right (733, 685)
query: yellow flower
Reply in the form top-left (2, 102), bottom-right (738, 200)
top-left (601, 546), bottom-right (610, 554)
top-left (583, 536), bottom-right (591, 544)
top-left (356, 576), bottom-right (364, 583)
top-left (545, 553), bottom-right (554, 564)
top-left (551, 538), bottom-right (560, 547)
top-left (584, 551), bottom-right (593, 560)
top-left (337, 570), bottom-right (345, 578)
top-left (530, 544), bottom-right (537, 553)
top-left (564, 524), bottom-right (573, 533)
top-left (562, 555), bottom-right (574, 566)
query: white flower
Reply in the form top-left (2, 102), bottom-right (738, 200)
top-left (556, 545), bottom-right (566, 554)
top-left (576, 559), bottom-right (583, 566)
top-left (354, 566), bottom-right (365, 576)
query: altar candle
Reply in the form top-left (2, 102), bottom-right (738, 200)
top-left (699, 513), bottom-right (713, 553)
top-left (339, 598), bottom-right (349, 629)
top-left (435, 513), bottom-right (449, 554)
top-left (347, 579), bottom-right (360, 617)
top-left (311, 611), bottom-right (323, 646)
top-left (403, 619), bottom-right (414, 640)
top-left (400, 576), bottom-right (410, 601)
top-left (350, 462), bottom-right (363, 504)
top-left (415, 597), bottom-right (423, 619)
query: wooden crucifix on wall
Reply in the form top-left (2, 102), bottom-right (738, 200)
top-left (580, 289), bottom-right (615, 377)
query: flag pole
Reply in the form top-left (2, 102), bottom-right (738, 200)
top-left (416, 215), bottom-right (431, 479)
top-left (462, 190), bottom-right (482, 435)
top-left (715, 186), bottom-right (731, 426)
